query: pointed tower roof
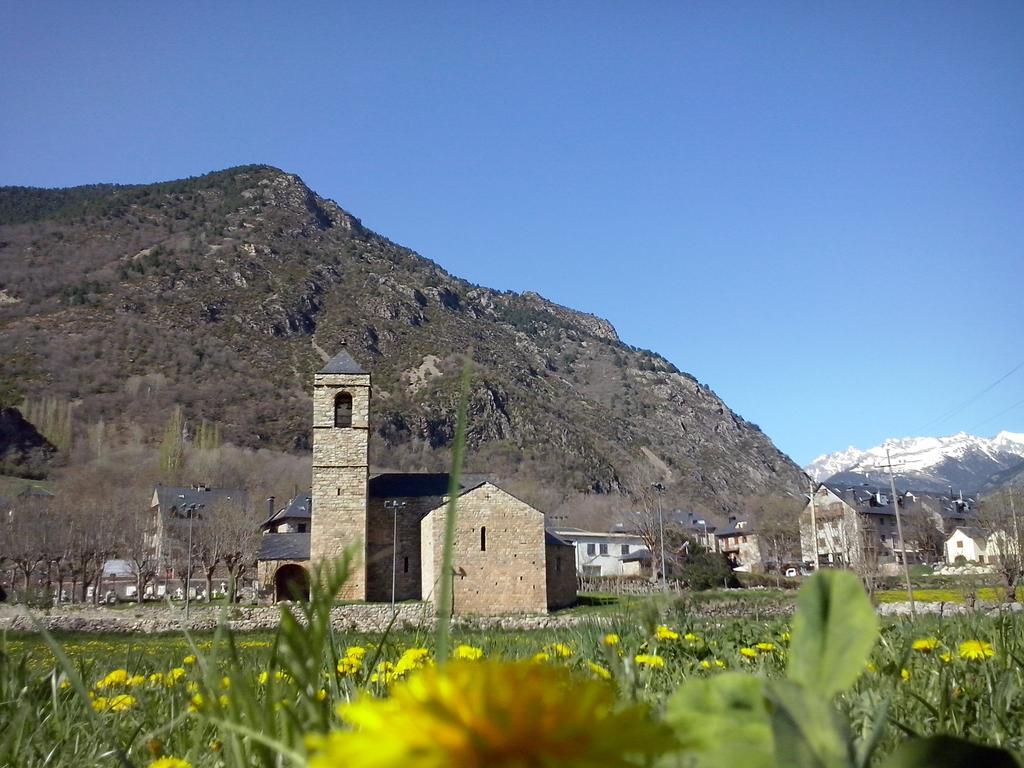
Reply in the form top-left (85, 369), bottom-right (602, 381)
top-left (319, 345), bottom-right (365, 374)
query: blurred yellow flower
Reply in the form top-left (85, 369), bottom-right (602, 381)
top-left (148, 673), bottom-right (164, 686)
top-left (587, 661), bottom-right (611, 680)
top-left (316, 688), bottom-right (328, 702)
top-left (959, 640), bottom-right (995, 661)
top-left (684, 632), bottom-right (700, 643)
top-left (148, 759), bottom-right (192, 768)
top-left (453, 644), bottom-right (484, 661)
top-left (371, 661), bottom-right (396, 685)
top-left (739, 647), bottom-right (758, 659)
top-left (257, 671), bottom-right (270, 685)
top-left (127, 674), bottom-right (146, 687)
top-left (939, 651), bottom-right (953, 663)
top-left (655, 626), bottom-right (679, 641)
top-left (92, 694), bottom-right (136, 712)
top-left (601, 633), bottom-right (620, 646)
top-left (912, 637), bottom-right (940, 653)
top-left (634, 654), bottom-right (665, 669)
top-left (394, 648), bottom-right (432, 677)
top-left (166, 668), bottom-right (186, 686)
top-left (308, 661), bottom-right (673, 768)
top-left (531, 652), bottom-right (551, 663)
top-left (755, 642), bottom-right (775, 653)
top-left (900, 668), bottom-right (911, 681)
top-left (546, 643), bottom-right (573, 658)
top-left (183, 655), bottom-right (197, 665)
top-left (96, 669), bottom-right (129, 689)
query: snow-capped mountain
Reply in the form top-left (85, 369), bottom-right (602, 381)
top-left (805, 431), bottom-right (1024, 494)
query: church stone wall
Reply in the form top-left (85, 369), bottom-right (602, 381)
top-left (545, 542), bottom-right (578, 610)
top-left (365, 496), bottom-right (439, 603)
top-left (421, 484), bottom-right (548, 616)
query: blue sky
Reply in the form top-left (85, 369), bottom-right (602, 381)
top-left (2, 2), bottom-right (1022, 465)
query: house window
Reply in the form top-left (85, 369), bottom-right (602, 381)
top-left (480, 527), bottom-right (487, 552)
top-left (403, 556), bottom-right (409, 573)
top-left (297, 523), bottom-right (307, 533)
top-left (621, 544), bottom-right (629, 555)
top-left (599, 543), bottom-right (609, 555)
top-left (956, 541), bottom-right (963, 548)
top-left (587, 543), bottom-right (596, 555)
top-left (334, 392), bottom-right (353, 428)
top-left (741, 536), bottom-right (747, 544)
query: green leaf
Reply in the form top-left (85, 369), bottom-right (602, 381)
top-left (662, 673), bottom-right (774, 768)
top-left (768, 680), bottom-right (852, 768)
top-left (881, 735), bottom-right (1020, 768)
top-left (788, 570), bottom-right (879, 698)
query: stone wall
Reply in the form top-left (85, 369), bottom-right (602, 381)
top-left (365, 496), bottom-right (439, 602)
top-left (310, 371), bottom-right (370, 600)
top-left (545, 541), bottom-right (578, 609)
top-left (421, 483), bottom-right (548, 616)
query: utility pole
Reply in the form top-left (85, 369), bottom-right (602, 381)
top-left (183, 504), bottom-right (203, 621)
top-left (808, 479), bottom-right (820, 571)
top-left (878, 450), bottom-right (915, 618)
top-left (384, 500), bottom-right (406, 614)
top-left (652, 483), bottom-right (667, 591)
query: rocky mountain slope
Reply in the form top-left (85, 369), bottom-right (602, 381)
top-left (0, 165), bottom-right (806, 513)
top-left (806, 432), bottom-right (1024, 494)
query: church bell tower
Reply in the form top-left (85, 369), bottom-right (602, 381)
top-left (310, 345), bottom-right (370, 599)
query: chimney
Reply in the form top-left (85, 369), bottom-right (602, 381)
top-left (267, 496), bottom-right (275, 517)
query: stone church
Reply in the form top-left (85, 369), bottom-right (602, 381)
top-left (258, 347), bottom-right (577, 615)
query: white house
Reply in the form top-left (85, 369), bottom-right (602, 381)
top-left (552, 528), bottom-right (647, 577)
top-left (944, 526), bottom-right (997, 565)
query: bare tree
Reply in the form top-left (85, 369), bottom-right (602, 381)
top-left (976, 489), bottom-right (1024, 602)
top-left (217, 502), bottom-right (263, 603)
top-left (746, 495), bottom-right (802, 586)
top-left (4, 500), bottom-right (47, 599)
top-left (904, 502), bottom-right (945, 565)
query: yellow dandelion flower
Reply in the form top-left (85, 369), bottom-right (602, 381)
top-left (165, 668), bottom-right (186, 686)
top-left (531, 652), bottom-right (551, 663)
top-left (127, 674), bottom-right (146, 687)
top-left (634, 654), bottom-right (665, 669)
top-left (700, 660), bottom-right (711, 669)
top-left (59, 679), bottom-right (71, 690)
top-left (148, 672), bottom-right (164, 686)
top-left (188, 693), bottom-right (205, 713)
top-left (684, 632), bottom-right (700, 643)
top-left (453, 644), bottom-right (484, 661)
top-left (866, 662), bottom-right (877, 673)
top-left (257, 671), bottom-right (270, 685)
top-left (546, 643), bottom-right (573, 658)
top-left (337, 656), bottom-right (362, 676)
top-left (714, 660), bottom-right (726, 669)
top-left (779, 631), bottom-right (791, 643)
top-left (601, 633), bottom-right (620, 646)
top-left (912, 637), bottom-right (940, 653)
top-left (273, 671), bottom-right (290, 683)
top-left (586, 661), bottom-right (611, 680)
top-left (185, 681), bottom-right (200, 694)
top-left (900, 668), bottom-right (911, 681)
top-left (394, 648), bottom-right (432, 677)
top-left (218, 694), bottom-right (229, 708)
top-left (308, 661), bottom-right (674, 768)
top-left (96, 669), bottom-right (129, 689)
top-left (220, 676), bottom-right (231, 689)
top-left (370, 661), bottom-right (396, 685)
top-left (939, 651), bottom-right (953, 663)
top-left (183, 655), bottom-right (197, 665)
top-left (655, 626), bottom-right (679, 641)
top-left (148, 758), bottom-right (192, 768)
top-left (344, 646), bottom-right (367, 660)
top-left (739, 647), bottom-right (758, 659)
top-left (93, 694), bottom-right (137, 712)
top-left (959, 640), bottom-right (995, 661)
top-left (755, 642), bottom-right (776, 653)
top-left (316, 688), bottom-right (328, 702)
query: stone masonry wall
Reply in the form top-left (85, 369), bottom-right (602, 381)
top-left (422, 483), bottom-right (548, 616)
top-left (310, 372), bottom-right (371, 601)
top-left (545, 542), bottom-right (578, 609)
top-left (365, 496), bottom-right (440, 603)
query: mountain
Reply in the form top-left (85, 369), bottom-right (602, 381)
top-left (0, 165), bottom-right (807, 514)
top-left (806, 432), bottom-right (1024, 494)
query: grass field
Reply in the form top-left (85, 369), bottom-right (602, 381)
top-left (3, 570), bottom-right (1024, 767)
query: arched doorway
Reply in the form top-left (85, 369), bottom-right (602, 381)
top-left (274, 564), bottom-right (310, 602)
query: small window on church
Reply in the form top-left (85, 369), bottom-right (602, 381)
top-left (403, 556), bottom-right (409, 573)
top-left (481, 526), bottom-right (487, 552)
top-left (334, 392), bottom-right (353, 428)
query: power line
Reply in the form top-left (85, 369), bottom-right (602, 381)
top-left (968, 396), bottom-right (1024, 434)
top-left (917, 359), bottom-right (1024, 433)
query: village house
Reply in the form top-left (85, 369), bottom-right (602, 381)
top-left (148, 484), bottom-right (248, 582)
top-left (801, 484), bottom-right (977, 572)
top-left (944, 526), bottom-right (995, 564)
top-left (255, 347), bottom-right (577, 615)
top-left (715, 517), bottom-right (764, 572)
top-left (551, 527), bottom-right (647, 577)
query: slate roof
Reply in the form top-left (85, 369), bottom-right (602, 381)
top-left (258, 533), bottom-right (311, 561)
top-left (154, 486), bottom-right (247, 514)
top-left (621, 548), bottom-right (653, 562)
top-left (368, 473), bottom-right (489, 500)
top-left (716, 521), bottom-right (755, 537)
top-left (319, 348), bottom-right (365, 375)
top-left (544, 530), bottom-right (573, 548)
top-left (263, 494), bottom-right (312, 528)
